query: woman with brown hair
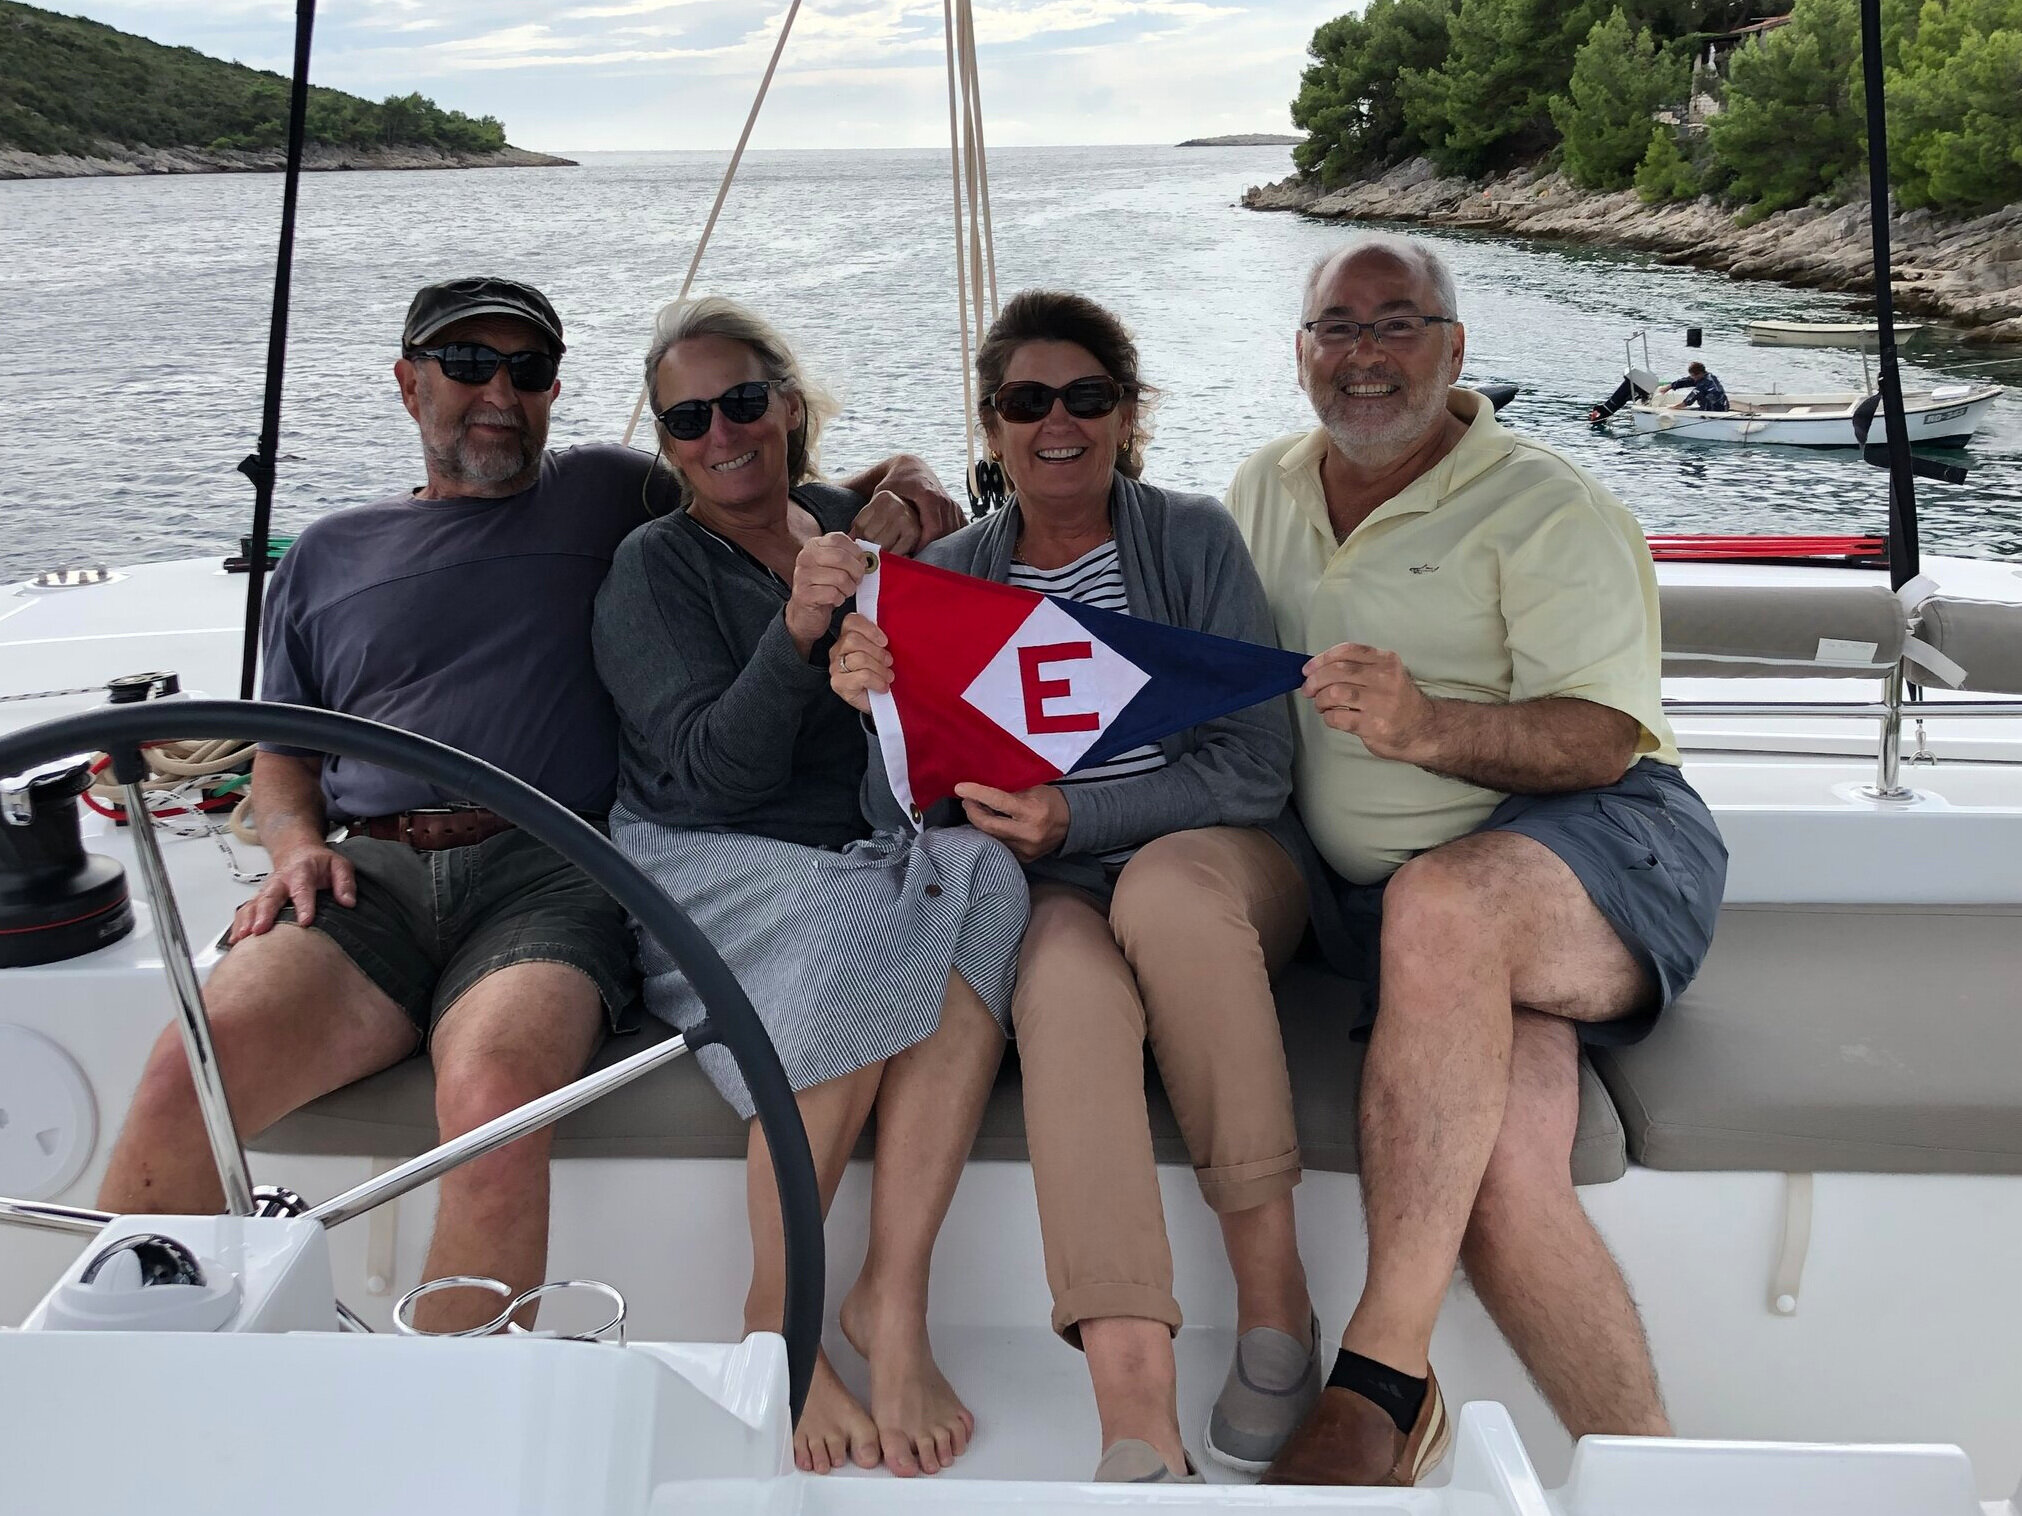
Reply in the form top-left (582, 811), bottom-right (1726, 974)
top-left (831, 289), bottom-right (1321, 1482)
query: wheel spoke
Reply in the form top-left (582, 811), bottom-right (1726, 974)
top-left (119, 767), bottom-right (256, 1217)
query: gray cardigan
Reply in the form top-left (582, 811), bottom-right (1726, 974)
top-left (596, 483), bottom-right (871, 849)
top-left (862, 473), bottom-right (1306, 896)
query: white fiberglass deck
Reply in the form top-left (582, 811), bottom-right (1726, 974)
top-left (3, 552), bottom-right (2020, 1502)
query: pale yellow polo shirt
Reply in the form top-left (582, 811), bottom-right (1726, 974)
top-left (1226, 387), bottom-right (1680, 886)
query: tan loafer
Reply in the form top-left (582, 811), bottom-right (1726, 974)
top-left (1093, 1439), bottom-right (1205, 1483)
top-left (1258, 1366), bottom-right (1450, 1486)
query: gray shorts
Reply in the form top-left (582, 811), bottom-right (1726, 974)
top-left (273, 827), bottom-right (638, 1043)
top-left (1327, 761), bottom-right (1727, 1047)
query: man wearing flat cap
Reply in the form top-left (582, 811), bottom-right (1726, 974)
top-left (98, 276), bottom-right (962, 1329)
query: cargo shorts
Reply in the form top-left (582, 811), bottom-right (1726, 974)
top-left (272, 825), bottom-right (638, 1043)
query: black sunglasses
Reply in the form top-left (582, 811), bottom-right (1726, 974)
top-left (983, 376), bottom-right (1130, 425)
top-left (406, 342), bottom-right (559, 392)
top-left (656, 380), bottom-right (787, 441)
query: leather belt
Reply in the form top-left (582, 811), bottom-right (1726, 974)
top-left (352, 808), bottom-right (514, 851)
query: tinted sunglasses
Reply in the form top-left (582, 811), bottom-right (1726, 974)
top-left (407, 342), bottom-right (559, 392)
top-left (656, 380), bottom-right (787, 441)
top-left (984, 376), bottom-right (1130, 425)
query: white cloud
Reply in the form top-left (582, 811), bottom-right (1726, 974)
top-left (55, 0), bottom-right (1339, 148)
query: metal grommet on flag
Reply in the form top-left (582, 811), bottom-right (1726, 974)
top-left (862, 550), bottom-right (879, 574)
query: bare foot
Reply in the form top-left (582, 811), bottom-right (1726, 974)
top-left (841, 1282), bottom-right (975, 1476)
top-left (839, 1289), bottom-right (974, 1477)
top-left (793, 1350), bottom-right (881, 1474)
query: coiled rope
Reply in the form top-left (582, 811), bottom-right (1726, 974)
top-left (84, 739), bottom-right (262, 845)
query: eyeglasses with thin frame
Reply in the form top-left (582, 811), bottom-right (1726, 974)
top-left (405, 342), bottom-right (559, 392)
top-left (655, 380), bottom-right (789, 441)
top-left (1299, 315), bottom-right (1458, 349)
top-left (982, 375), bottom-right (1131, 425)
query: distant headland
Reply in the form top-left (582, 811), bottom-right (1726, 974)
top-left (1178, 134), bottom-right (1302, 148)
top-left (0, 1), bottom-right (571, 180)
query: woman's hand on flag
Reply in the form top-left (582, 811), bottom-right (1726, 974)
top-left (1302, 642), bottom-right (1437, 762)
top-left (953, 782), bottom-right (1070, 862)
top-left (786, 532), bottom-right (877, 656)
top-left (830, 611), bottom-right (893, 713)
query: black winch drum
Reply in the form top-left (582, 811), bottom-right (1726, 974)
top-left (0, 762), bottom-right (134, 967)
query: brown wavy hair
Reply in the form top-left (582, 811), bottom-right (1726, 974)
top-left (975, 289), bottom-right (1157, 479)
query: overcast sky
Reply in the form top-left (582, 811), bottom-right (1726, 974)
top-left (63, 0), bottom-right (1341, 152)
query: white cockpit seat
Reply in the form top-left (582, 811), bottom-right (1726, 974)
top-left (1593, 904), bottom-right (2022, 1173)
top-left (248, 962), bottom-right (1630, 1185)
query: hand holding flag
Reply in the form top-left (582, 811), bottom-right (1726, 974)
top-left (845, 545), bottom-right (1310, 823)
top-left (1302, 643), bottom-right (1436, 761)
top-left (786, 532), bottom-right (878, 658)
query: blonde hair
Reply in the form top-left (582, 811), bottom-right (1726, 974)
top-left (642, 295), bottom-right (840, 494)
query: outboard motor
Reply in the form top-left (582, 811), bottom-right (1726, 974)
top-left (0, 761), bottom-right (134, 967)
top-left (1588, 369), bottom-right (1660, 424)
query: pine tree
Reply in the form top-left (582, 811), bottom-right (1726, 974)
top-left (1888, 0), bottom-right (2022, 212)
top-left (1635, 124), bottom-right (1701, 201)
top-left (1707, 0), bottom-right (1867, 219)
top-left (1554, 8), bottom-right (1691, 190)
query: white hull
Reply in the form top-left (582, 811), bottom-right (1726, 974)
top-left (1746, 320), bottom-right (1928, 348)
top-left (1628, 385), bottom-right (2000, 446)
top-left (4, 556), bottom-right (2021, 1504)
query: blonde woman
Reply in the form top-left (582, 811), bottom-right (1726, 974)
top-left (593, 297), bottom-right (1027, 1478)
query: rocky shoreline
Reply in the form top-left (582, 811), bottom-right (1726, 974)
top-left (0, 142), bottom-right (576, 181)
top-left (1245, 160), bottom-right (2022, 345)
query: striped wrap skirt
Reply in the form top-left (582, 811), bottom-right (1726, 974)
top-left (611, 806), bottom-right (1028, 1118)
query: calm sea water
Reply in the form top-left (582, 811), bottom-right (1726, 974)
top-left (5, 144), bottom-right (2020, 582)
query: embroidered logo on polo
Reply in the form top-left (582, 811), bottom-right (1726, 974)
top-left (855, 543), bottom-right (1308, 819)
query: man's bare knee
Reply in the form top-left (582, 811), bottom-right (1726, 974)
top-left (430, 963), bottom-right (603, 1138)
top-left (1380, 840), bottom-right (1527, 962)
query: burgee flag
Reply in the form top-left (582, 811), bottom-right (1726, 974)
top-left (856, 543), bottom-right (1309, 820)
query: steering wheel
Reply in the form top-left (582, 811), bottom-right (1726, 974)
top-left (0, 700), bottom-right (824, 1421)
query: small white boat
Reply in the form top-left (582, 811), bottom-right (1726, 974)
top-left (1746, 319), bottom-right (1928, 348)
top-left (1628, 382), bottom-right (2000, 446)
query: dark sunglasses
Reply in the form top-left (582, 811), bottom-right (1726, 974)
top-left (983, 375), bottom-right (1130, 425)
top-left (406, 342), bottom-right (559, 392)
top-left (656, 380), bottom-right (787, 441)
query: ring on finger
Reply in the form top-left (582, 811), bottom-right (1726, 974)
top-left (841, 652), bottom-right (853, 673)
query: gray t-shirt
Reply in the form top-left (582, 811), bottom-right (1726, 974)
top-left (260, 442), bottom-right (666, 819)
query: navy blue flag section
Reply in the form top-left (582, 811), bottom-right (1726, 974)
top-left (1059, 597), bottom-right (1311, 768)
top-left (856, 546), bottom-right (1310, 818)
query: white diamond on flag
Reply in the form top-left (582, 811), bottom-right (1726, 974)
top-left (961, 598), bottom-right (1151, 774)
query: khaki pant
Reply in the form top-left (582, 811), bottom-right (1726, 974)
top-left (1014, 827), bottom-right (1309, 1343)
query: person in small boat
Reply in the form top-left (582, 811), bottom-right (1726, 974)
top-left (593, 296), bottom-right (1025, 1480)
top-left (1225, 233), bottom-right (1729, 1486)
top-left (96, 276), bottom-right (960, 1337)
top-left (1661, 361), bottom-right (1729, 411)
top-left (830, 289), bottom-right (1319, 1484)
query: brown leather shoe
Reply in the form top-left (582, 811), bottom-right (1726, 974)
top-left (1258, 1367), bottom-right (1450, 1486)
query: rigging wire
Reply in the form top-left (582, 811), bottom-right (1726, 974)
top-left (943, 0), bottom-right (1002, 510)
top-left (621, 0), bottom-right (807, 448)
top-left (942, 0), bottom-right (980, 493)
